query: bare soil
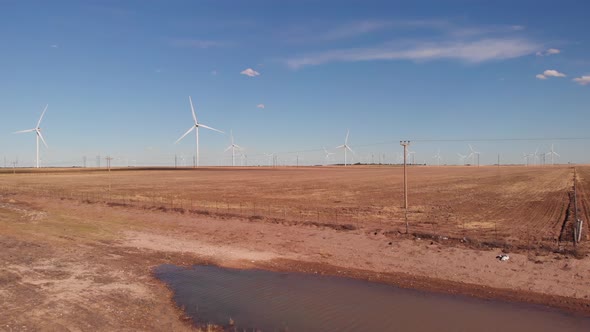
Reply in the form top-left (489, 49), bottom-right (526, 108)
top-left (0, 166), bottom-right (589, 330)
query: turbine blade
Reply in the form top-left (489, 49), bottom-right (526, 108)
top-left (224, 146), bottom-right (232, 152)
top-left (189, 96), bottom-right (197, 125)
top-left (36, 104), bottom-right (48, 128)
top-left (175, 126), bottom-right (195, 144)
top-left (345, 129), bottom-right (350, 144)
top-left (554, 152), bottom-right (560, 157)
top-left (14, 129), bottom-right (36, 134)
top-left (37, 130), bottom-right (48, 148)
top-left (335, 145), bottom-right (345, 149)
top-left (198, 123), bottom-right (224, 134)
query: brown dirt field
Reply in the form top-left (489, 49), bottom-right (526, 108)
top-left (1, 166), bottom-right (589, 330)
top-left (0, 166), bottom-right (581, 249)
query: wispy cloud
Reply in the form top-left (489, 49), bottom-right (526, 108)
top-left (286, 38), bottom-right (540, 69)
top-left (257, 104), bottom-right (265, 109)
top-left (536, 48), bottom-right (560, 56)
top-left (536, 69), bottom-right (566, 80)
top-left (573, 75), bottom-right (590, 86)
top-left (50, 44), bottom-right (58, 48)
top-left (171, 39), bottom-right (227, 49)
top-left (240, 68), bottom-right (260, 77)
top-left (317, 20), bottom-right (393, 41)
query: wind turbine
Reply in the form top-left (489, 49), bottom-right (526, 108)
top-left (457, 153), bottom-right (467, 165)
top-left (224, 130), bottom-right (241, 166)
top-left (407, 150), bottom-right (416, 165)
top-left (546, 144), bottom-right (560, 166)
top-left (264, 153), bottom-right (275, 167)
top-left (532, 147), bottom-right (540, 166)
top-left (433, 149), bottom-right (442, 166)
top-left (175, 96), bottom-right (224, 167)
top-left (15, 104), bottom-right (49, 168)
top-left (467, 144), bottom-right (480, 167)
top-left (335, 130), bottom-right (354, 166)
top-left (322, 146), bottom-right (335, 166)
top-left (522, 152), bottom-right (531, 166)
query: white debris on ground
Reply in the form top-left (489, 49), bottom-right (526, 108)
top-left (496, 254), bottom-right (510, 261)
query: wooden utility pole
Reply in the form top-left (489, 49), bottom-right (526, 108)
top-left (400, 140), bottom-right (411, 233)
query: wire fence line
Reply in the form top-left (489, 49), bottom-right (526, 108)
top-left (0, 181), bottom-right (583, 253)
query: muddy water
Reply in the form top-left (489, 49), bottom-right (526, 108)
top-left (155, 265), bottom-right (590, 332)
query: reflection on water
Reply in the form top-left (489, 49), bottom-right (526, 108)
top-left (155, 264), bottom-right (590, 332)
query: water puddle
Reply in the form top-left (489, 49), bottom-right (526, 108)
top-left (155, 264), bottom-right (590, 331)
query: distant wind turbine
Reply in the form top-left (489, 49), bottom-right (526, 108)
top-left (264, 153), bottom-right (275, 167)
top-left (433, 149), bottom-right (442, 166)
top-left (545, 144), bottom-right (560, 165)
top-left (175, 96), bottom-right (224, 167)
top-left (15, 104), bottom-right (48, 168)
top-left (224, 130), bottom-right (241, 166)
top-left (522, 153), bottom-right (531, 166)
top-left (457, 153), bottom-right (467, 165)
top-left (322, 146), bottom-right (335, 166)
top-left (467, 144), bottom-right (480, 167)
top-left (335, 130), bottom-right (354, 166)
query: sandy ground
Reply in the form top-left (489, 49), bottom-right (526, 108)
top-left (1, 166), bottom-right (589, 330)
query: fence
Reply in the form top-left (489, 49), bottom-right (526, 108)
top-left (0, 170), bottom-right (585, 252)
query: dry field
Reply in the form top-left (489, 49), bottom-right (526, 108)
top-left (1, 165), bottom-right (590, 330)
top-left (0, 165), bottom-right (585, 250)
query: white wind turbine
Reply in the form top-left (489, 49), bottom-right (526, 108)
top-left (522, 152), bottom-right (533, 166)
top-left (546, 144), bottom-right (560, 165)
top-left (467, 144), bottom-right (480, 166)
top-left (335, 130), bottom-right (354, 166)
top-left (407, 150), bottom-right (416, 165)
top-left (457, 153), bottom-right (467, 165)
top-left (175, 96), bottom-right (224, 167)
top-left (433, 149), bottom-right (442, 166)
top-left (225, 130), bottom-right (241, 166)
top-left (323, 146), bottom-right (335, 166)
top-left (15, 104), bottom-right (49, 168)
top-left (264, 153), bottom-right (275, 167)
top-left (532, 147), bottom-right (540, 166)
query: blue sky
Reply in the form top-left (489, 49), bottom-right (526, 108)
top-left (0, 0), bottom-right (588, 167)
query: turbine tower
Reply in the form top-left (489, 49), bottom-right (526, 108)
top-left (225, 130), bottom-right (241, 166)
top-left (546, 144), bottom-right (560, 166)
top-left (336, 130), bottom-right (354, 166)
top-left (433, 149), bottom-right (442, 166)
top-left (15, 104), bottom-right (49, 168)
top-left (175, 96), bottom-right (224, 167)
top-left (467, 144), bottom-right (480, 167)
top-left (457, 153), bottom-right (467, 165)
top-left (264, 153), bottom-right (275, 167)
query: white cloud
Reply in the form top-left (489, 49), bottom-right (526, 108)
top-left (50, 44), bottom-right (58, 48)
top-left (543, 69), bottom-right (566, 77)
top-left (240, 68), bottom-right (260, 77)
top-left (536, 48), bottom-right (560, 56)
top-left (286, 38), bottom-right (540, 68)
top-left (318, 20), bottom-right (393, 41)
top-left (171, 39), bottom-right (226, 49)
top-left (573, 75), bottom-right (590, 86)
top-left (211, 70), bottom-right (218, 76)
top-left (536, 74), bottom-right (547, 80)
top-left (257, 104), bottom-right (265, 109)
